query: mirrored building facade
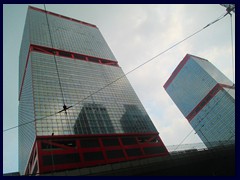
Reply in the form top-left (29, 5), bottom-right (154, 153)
top-left (18, 6), bottom-right (168, 175)
top-left (164, 54), bottom-right (235, 148)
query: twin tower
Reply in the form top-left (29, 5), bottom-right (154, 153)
top-left (19, 6), bottom-right (234, 175)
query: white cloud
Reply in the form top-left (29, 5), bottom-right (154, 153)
top-left (106, 4), bottom-right (235, 147)
top-left (3, 4), bottom-right (235, 173)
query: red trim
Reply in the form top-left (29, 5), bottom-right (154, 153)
top-left (18, 44), bottom-right (119, 100)
top-left (28, 6), bottom-right (97, 28)
top-left (186, 83), bottom-right (234, 122)
top-left (164, 54), bottom-right (209, 89)
top-left (37, 132), bottom-right (159, 140)
top-left (30, 44), bottom-right (119, 66)
top-left (98, 137), bottom-right (108, 162)
top-left (25, 133), bottom-right (169, 175)
top-left (18, 47), bottom-right (32, 101)
top-left (35, 142), bottom-right (40, 175)
top-left (37, 141), bottom-right (43, 174)
top-left (24, 140), bottom-right (39, 175)
top-left (164, 54), bottom-right (190, 89)
top-left (41, 140), bottom-right (75, 150)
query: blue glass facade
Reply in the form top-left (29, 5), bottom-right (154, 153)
top-left (190, 88), bottom-right (235, 147)
top-left (164, 54), bottom-right (235, 148)
top-left (30, 52), bottom-right (157, 136)
top-left (18, 6), bottom-right (162, 175)
top-left (28, 8), bottom-right (116, 61)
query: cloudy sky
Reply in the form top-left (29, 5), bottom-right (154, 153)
top-left (3, 4), bottom-right (235, 173)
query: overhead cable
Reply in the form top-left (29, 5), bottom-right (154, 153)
top-left (3, 10), bottom-right (231, 133)
top-left (173, 84), bottom-right (235, 151)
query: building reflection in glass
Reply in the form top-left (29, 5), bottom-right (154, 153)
top-left (74, 103), bottom-right (115, 134)
top-left (120, 104), bottom-right (156, 133)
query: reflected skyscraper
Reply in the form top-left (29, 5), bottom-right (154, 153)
top-left (121, 105), bottom-right (153, 132)
top-left (74, 103), bottom-right (114, 134)
top-left (18, 6), bottom-right (168, 175)
top-left (164, 54), bottom-right (235, 148)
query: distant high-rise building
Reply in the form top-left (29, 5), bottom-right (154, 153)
top-left (164, 54), bottom-right (235, 148)
top-left (18, 6), bottom-right (168, 175)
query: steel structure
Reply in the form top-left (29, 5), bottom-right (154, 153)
top-left (164, 54), bottom-right (235, 148)
top-left (18, 6), bottom-right (168, 175)
top-left (25, 133), bottom-right (168, 175)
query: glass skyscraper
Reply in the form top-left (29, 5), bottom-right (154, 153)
top-left (164, 54), bottom-right (235, 148)
top-left (18, 6), bottom-right (168, 175)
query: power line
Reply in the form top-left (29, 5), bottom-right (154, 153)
top-left (68, 11), bottom-right (229, 109)
top-left (230, 13), bottom-right (235, 84)
top-left (173, 85), bottom-right (235, 151)
top-left (43, 5), bottom-right (59, 171)
top-left (43, 4), bottom-right (66, 107)
top-left (3, 10), bottom-right (230, 133)
top-left (3, 112), bottom-right (60, 132)
top-left (173, 6), bottom-right (235, 151)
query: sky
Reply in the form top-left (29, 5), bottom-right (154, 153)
top-left (3, 4), bottom-right (235, 173)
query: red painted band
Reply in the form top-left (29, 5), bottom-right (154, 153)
top-left (36, 132), bottom-right (159, 140)
top-left (186, 83), bottom-right (234, 122)
top-left (30, 44), bottom-right (119, 66)
top-left (164, 54), bottom-right (190, 89)
top-left (29, 6), bottom-right (97, 28)
top-left (25, 133), bottom-right (169, 175)
top-left (18, 44), bottom-right (119, 101)
top-left (18, 46), bottom-right (32, 101)
top-left (164, 54), bottom-right (208, 89)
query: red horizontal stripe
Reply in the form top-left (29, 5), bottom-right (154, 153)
top-left (164, 54), bottom-right (209, 89)
top-left (31, 132), bottom-right (168, 174)
top-left (36, 132), bottom-right (159, 140)
top-left (30, 44), bottom-right (119, 66)
top-left (164, 54), bottom-right (190, 89)
top-left (29, 6), bottom-right (97, 28)
top-left (186, 83), bottom-right (234, 122)
top-left (18, 44), bottom-right (119, 101)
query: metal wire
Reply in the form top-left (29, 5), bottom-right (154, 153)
top-left (173, 84), bottom-right (235, 151)
top-left (43, 4), bottom-right (65, 106)
top-left (230, 13), bottom-right (235, 84)
top-left (3, 9), bottom-right (230, 133)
